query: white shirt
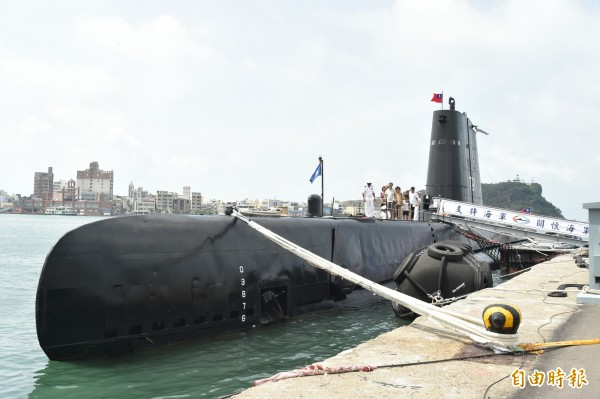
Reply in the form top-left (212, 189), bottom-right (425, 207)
top-left (363, 185), bottom-right (375, 201)
top-left (409, 191), bottom-right (418, 206)
top-left (385, 187), bottom-right (394, 202)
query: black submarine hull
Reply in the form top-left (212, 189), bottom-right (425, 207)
top-left (37, 214), bottom-right (470, 360)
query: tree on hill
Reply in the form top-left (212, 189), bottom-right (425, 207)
top-left (482, 181), bottom-right (563, 218)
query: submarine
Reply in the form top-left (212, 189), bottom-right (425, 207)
top-left (36, 215), bottom-right (479, 360)
top-left (36, 97), bottom-right (504, 360)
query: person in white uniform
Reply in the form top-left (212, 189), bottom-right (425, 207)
top-left (409, 187), bottom-right (418, 220)
top-left (362, 182), bottom-right (376, 218)
top-left (413, 192), bottom-right (421, 221)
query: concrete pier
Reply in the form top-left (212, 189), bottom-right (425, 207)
top-left (233, 254), bottom-right (600, 398)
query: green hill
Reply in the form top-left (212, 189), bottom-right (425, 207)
top-left (482, 181), bottom-right (563, 218)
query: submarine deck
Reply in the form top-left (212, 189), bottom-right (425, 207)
top-left (232, 254), bottom-right (600, 398)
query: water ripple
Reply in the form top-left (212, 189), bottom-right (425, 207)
top-left (1, 215), bottom-right (408, 399)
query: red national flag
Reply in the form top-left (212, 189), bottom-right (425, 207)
top-left (431, 93), bottom-right (443, 103)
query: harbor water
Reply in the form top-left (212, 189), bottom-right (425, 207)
top-left (0, 214), bottom-right (409, 399)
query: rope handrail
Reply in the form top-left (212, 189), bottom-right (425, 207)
top-left (230, 210), bottom-right (519, 350)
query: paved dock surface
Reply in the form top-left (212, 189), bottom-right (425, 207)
top-left (232, 255), bottom-right (599, 398)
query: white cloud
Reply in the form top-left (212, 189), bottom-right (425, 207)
top-left (0, 118), bottom-right (51, 149)
top-left (50, 104), bottom-right (125, 142)
top-left (0, 56), bottom-right (118, 99)
top-left (76, 15), bottom-right (210, 67)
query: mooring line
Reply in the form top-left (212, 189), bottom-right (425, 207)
top-left (229, 209), bottom-right (518, 350)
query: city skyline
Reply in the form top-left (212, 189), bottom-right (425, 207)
top-left (0, 162), bottom-right (577, 216)
top-left (1, 1), bottom-right (599, 221)
top-left (1, 161), bottom-right (316, 208)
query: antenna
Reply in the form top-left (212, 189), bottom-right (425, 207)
top-left (472, 125), bottom-right (490, 135)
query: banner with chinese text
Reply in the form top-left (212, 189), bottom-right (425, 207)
top-left (437, 199), bottom-right (589, 240)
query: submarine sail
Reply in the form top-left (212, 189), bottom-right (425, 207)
top-left (425, 97), bottom-right (483, 204)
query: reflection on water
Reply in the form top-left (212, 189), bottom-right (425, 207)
top-left (0, 214), bottom-right (407, 398)
top-left (30, 301), bottom-right (406, 398)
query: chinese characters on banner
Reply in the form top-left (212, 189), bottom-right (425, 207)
top-left (437, 199), bottom-right (589, 239)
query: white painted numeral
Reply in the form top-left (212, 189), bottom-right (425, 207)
top-left (239, 265), bottom-right (247, 323)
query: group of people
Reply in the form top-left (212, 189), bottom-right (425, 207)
top-left (362, 182), bottom-right (421, 221)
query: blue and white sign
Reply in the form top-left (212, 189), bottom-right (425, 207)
top-left (436, 199), bottom-right (589, 240)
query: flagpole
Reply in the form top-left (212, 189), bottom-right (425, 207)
top-left (319, 156), bottom-right (324, 216)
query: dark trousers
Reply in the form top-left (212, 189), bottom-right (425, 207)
top-left (387, 202), bottom-right (394, 219)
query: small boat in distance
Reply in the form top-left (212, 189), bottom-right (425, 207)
top-left (44, 206), bottom-right (78, 216)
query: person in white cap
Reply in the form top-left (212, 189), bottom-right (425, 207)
top-left (362, 182), bottom-right (375, 218)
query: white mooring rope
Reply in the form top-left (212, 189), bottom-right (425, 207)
top-left (230, 210), bottom-right (519, 350)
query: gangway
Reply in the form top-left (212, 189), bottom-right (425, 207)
top-left (430, 198), bottom-right (588, 247)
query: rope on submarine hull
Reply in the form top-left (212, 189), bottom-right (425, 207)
top-left (228, 209), bottom-right (518, 350)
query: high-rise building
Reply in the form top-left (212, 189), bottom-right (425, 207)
top-left (191, 192), bottom-right (203, 212)
top-left (77, 162), bottom-right (114, 201)
top-left (156, 190), bottom-right (177, 213)
top-left (33, 167), bottom-right (54, 201)
top-left (128, 182), bottom-right (135, 200)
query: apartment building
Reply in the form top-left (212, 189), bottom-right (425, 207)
top-left (77, 162), bottom-right (114, 201)
top-left (191, 192), bottom-right (203, 212)
top-left (52, 179), bottom-right (77, 202)
top-left (156, 190), bottom-right (177, 213)
top-left (33, 167), bottom-right (54, 201)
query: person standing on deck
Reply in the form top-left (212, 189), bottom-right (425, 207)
top-left (362, 182), bottom-right (376, 218)
top-left (409, 187), bottom-right (418, 220)
top-left (402, 193), bottom-right (410, 220)
top-left (385, 182), bottom-right (395, 220)
top-left (394, 186), bottom-right (403, 220)
top-left (413, 192), bottom-right (422, 221)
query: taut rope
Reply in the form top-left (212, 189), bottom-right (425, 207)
top-left (229, 210), bottom-right (518, 350)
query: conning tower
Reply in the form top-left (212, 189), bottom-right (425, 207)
top-left (425, 97), bottom-right (483, 205)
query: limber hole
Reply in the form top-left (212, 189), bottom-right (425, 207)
top-left (212, 314), bottom-right (223, 322)
top-left (152, 321), bottom-right (166, 330)
top-left (174, 318), bottom-right (186, 328)
top-left (128, 324), bottom-right (143, 335)
top-left (103, 328), bottom-right (118, 339)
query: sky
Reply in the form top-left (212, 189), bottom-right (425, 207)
top-left (1, 0), bottom-right (598, 222)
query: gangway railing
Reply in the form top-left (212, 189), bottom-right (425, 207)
top-left (429, 198), bottom-right (588, 246)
